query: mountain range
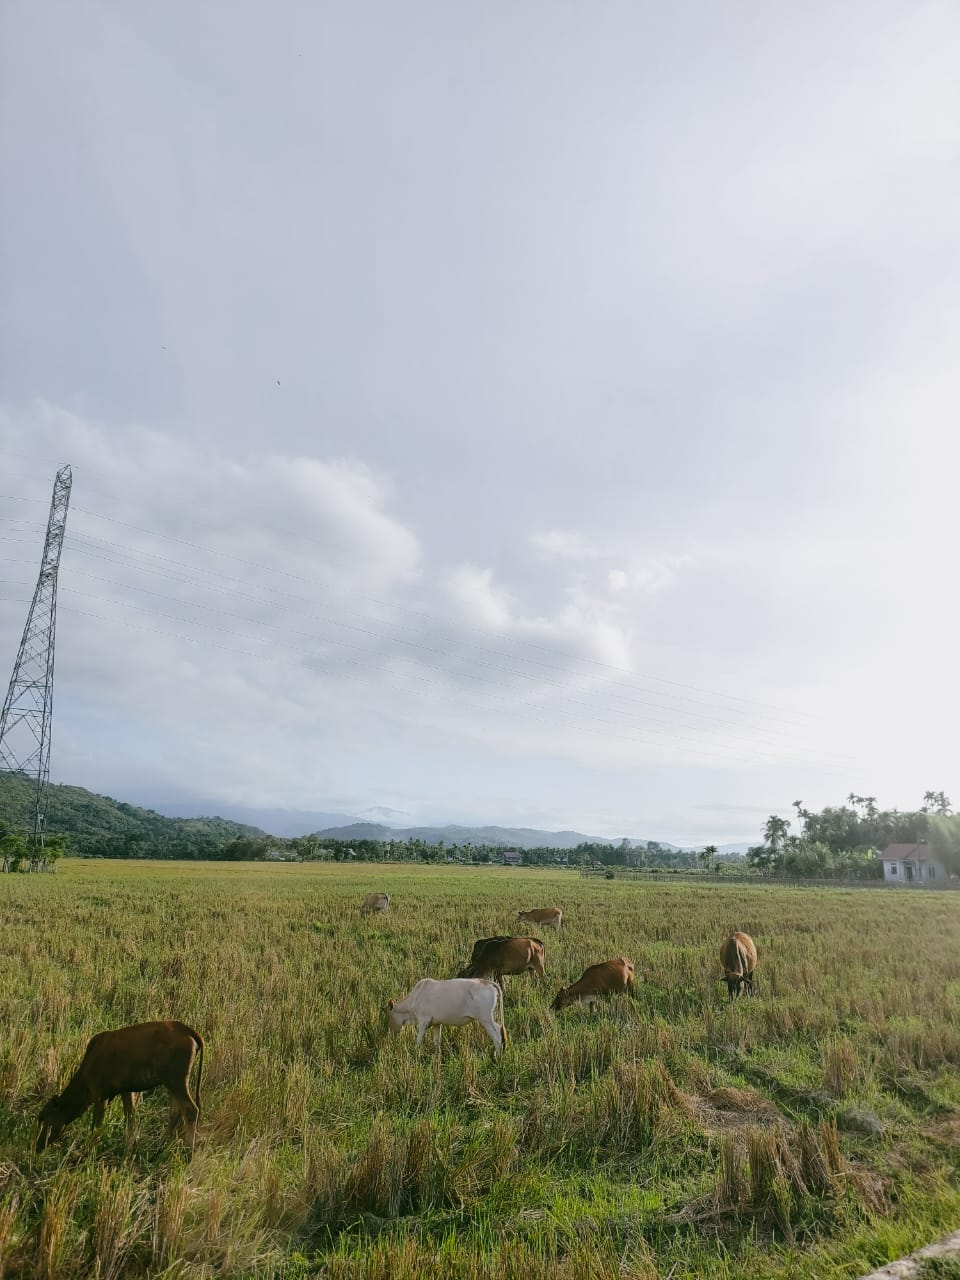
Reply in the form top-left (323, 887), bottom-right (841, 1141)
top-left (1, 777), bottom-right (750, 853)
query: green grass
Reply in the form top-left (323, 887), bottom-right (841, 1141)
top-left (1, 861), bottom-right (959, 1278)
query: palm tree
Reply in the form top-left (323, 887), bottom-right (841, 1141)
top-left (923, 790), bottom-right (952, 816)
top-left (763, 815), bottom-right (790, 853)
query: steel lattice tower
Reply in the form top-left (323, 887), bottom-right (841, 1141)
top-left (0, 465), bottom-right (73, 846)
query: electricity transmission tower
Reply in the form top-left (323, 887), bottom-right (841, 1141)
top-left (0, 465), bottom-right (73, 851)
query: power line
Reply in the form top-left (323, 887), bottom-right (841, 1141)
top-left (0, 576), bottom-right (856, 779)
top-left (66, 503), bottom-right (823, 724)
top-left (1, 481), bottom-right (852, 774)
top-left (48, 531), bottom-right (845, 749)
top-left (51, 553), bottom-right (856, 766)
top-left (6, 471), bottom-right (826, 724)
top-left (0, 527), bottom-right (854, 764)
top-left (5, 527), bottom-right (855, 757)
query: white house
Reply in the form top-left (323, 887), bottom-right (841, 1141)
top-left (880, 843), bottom-right (947, 886)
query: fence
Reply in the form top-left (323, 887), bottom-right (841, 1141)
top-left (578, 868), bottom-right (959, 890)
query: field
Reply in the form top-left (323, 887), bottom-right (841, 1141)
top-left (1, 862), bottom-right (959, 1279)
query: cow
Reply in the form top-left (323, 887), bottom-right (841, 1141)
top-left (458, 935), bottom-right (546, 986)
top-left (720, 931), bottom-right (757, 1000)
top-left (386, 978), bottom-right (507, 1055)
top-left (517, 906), bottom-right (563, 931)
top-left (36, 1020), bottom-right (204, 1153)
top-left (360, 892), bottom-right (390, 915)
top-left (551, 957), bottom-right (636, 1011)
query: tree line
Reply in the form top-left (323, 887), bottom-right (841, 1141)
top-left (742, 790), bottom-right (957, 878)
top-left (2, 771), bottom-right (956, 877)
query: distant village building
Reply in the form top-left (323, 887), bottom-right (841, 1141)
top-left (501, 850), bottom-right (523, 866)
top-left (880, 843), bottom-right (947, 886)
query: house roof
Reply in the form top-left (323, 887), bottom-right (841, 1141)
top-left (880, 843), bottom-right (930, 861)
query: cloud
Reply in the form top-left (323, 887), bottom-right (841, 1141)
top-left (445, 565), bottom-right (513, 630)
top-left (530, 529), bottom-right (604, 561)
top-left (607, 553), bottom-right (693, 597)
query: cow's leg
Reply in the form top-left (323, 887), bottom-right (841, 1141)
top-left (478, 1015), bottom-right (504, 1056)
top-left (432, 1025), bottom-right (442, 1049)
top-left (121, 1093), bottom-right (137, 1137)
top-left (167, 1085), bottom-right (199, 1144)
top-left (90, 1098), bottom-right (107, 1134)
top-left (745, 973), bottom-right (755, 996)
top-left (415, 1020), bottom-right (430, 1047)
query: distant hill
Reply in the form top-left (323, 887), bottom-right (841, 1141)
top-left (310, 821), bottom-right (678, 851)
top-left (0, 774), bottom-right (691, 855)
top-left (153, 802), bottom-right (362, 838)
top-left (0, 773), bottom-right (268, 856)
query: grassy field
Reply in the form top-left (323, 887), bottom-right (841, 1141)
top-left (1, 861), bottom-right (959, 1279)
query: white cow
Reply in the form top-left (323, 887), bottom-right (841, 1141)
top-left (386, 978), bottom-right (507, 1055)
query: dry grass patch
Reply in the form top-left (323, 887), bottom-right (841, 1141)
top-left (1, 862), bottom-right (958, 1278)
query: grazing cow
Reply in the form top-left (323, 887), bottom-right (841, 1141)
top-left (36, 1020), bottom-right (204, 1153)
top-left (720, 932), bottom-right (757, 1000)
top-left (458, 935), bottom-right (546, 985)
top-left (360, 892), bottom-right (390, 915)
top-left (551, 958), bottom-right (636, 1011)
top-left (387, 978), bottom-right (507, 1055)
top-left (517, 906), bottom-right (562, 931)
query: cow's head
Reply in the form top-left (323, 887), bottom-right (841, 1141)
top-left (551, 987), bottom-right (574, 1012)
top-left (385, 999), bottom-right (410, 1035)
top-left (36, 1094), bottom-right (71, 1152)
top-left (724, 973), bottom-right (745, 1000)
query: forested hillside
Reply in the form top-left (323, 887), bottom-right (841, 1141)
top-left (0, 773), bottom-right (268, 859)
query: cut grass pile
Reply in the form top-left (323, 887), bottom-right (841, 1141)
top-left (1, 860), bottom-right (959, 1278)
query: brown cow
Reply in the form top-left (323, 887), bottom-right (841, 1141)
top-left (360, 892), bottom-right (390, 915)
top-left (552, 957), bottom-right (635, 1011)
top-left (517, 906), bottom-right (562, 931)
top-left (720, 931), bottom-right (757, 1000)
top-left (458, 935), bottom-right (546, 985)
top-left (36, 1020), bottom-right (204, 1153)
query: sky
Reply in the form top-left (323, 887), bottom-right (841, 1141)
top-left (1, 2), bottom-right (958, 844)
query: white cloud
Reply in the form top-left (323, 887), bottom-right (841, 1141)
top-left (530, 529), bottom-right (603, 561)
top-left (609, 553), bottom-right (694, 597)
top-left (445, 565), bottom-right (513, 630)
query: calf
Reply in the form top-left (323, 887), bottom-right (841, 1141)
top-left (720, 931), bottom-right (757, 1000)
top-left (387, 978), bottom-right (507, 1055)
top-left (517, 906), bottom-right (562, 931)
top-left (360, 892), bottom-right (390, 915)
top-left (552, 958), bottom-right (635, 1011)
top-left (458, 935), bottom-right (546, 985)
top-left (36, 1020), bottom-right (204, 1153)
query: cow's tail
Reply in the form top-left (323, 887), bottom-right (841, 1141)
top-left (493, 983), bottom-right (508, 1051)
top-left (189, 1027), bottom-right (204, 1116)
